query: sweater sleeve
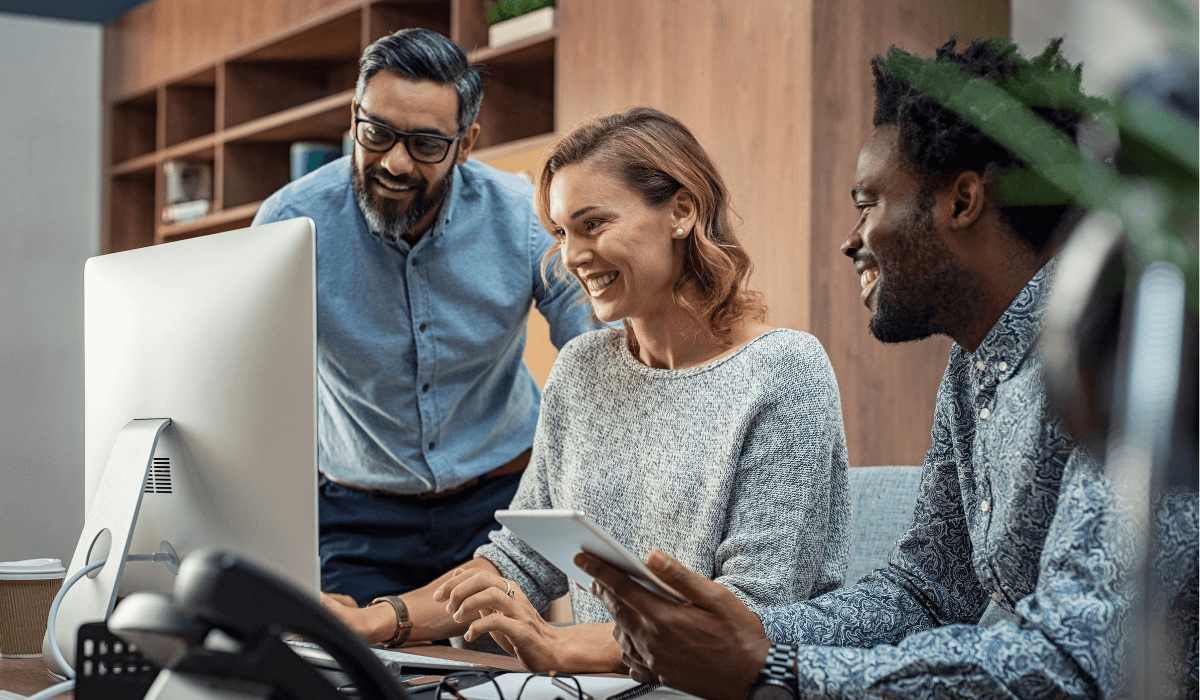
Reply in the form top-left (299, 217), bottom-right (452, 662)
top-left (712, 335), bottom-right (850, 609)
top-left (472, 353), bottom-right (573, 613)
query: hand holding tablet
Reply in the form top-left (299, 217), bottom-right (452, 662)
top-left (494, 509), bottom-right (686, 603)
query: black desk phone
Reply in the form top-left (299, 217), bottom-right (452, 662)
top-left (106, 550), bottom-right (410, 700)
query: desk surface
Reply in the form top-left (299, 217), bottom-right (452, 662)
top-left (1, 645), bottom-right (526, 698)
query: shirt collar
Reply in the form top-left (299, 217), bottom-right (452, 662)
top-left (425, 163), bottom-right (463, 242)
top-left (970, 257), bottom-right (1057, 382)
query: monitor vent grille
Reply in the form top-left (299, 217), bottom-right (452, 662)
top-left (144, 458), bottom-right (172, 494)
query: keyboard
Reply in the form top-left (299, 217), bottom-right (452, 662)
top-left (287, 639), bottom-right (490, 677)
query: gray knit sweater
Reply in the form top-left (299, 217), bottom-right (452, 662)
top-left (475, 328), bottom-right (850, 624)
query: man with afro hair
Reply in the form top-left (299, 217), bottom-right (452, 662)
top-left (577, 38), bottom-right (1198, 700)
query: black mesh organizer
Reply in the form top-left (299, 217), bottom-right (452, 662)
top-left (74, 622), bottom-right (160, 699)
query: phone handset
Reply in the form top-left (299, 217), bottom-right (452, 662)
top-left (108, 549), bottom-right (409, 700)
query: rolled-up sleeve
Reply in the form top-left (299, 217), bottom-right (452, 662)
top-left (764, 450), bottom-right (1198, 699)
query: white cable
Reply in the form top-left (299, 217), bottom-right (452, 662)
top-left (46, 558), bottom-right (107, 679)
top-left (22, 680), bottom-right (75, 700)
top-left (45, 551), bottom-right (173, 679)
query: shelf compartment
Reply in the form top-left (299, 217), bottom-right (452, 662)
top-left (222, 141), bottom-right (291, 210)
top-left (108, 171), bottom-right (156, 253)
top-left (164, 69), bottom-right (216, 147)
top-left (223, 59), bottom-right (360, 129)
top-left (220, 6), bottom-right (361, 131)
top-left (223, 90), bottom-right (354, 144)
top-left (159, 201), bottom-right (261, 243)
top-left (472, 34), bottom-right (555, 150)
top-left (368, 1), bottom-right (452, 44)
top-left (110, 89), bottom-right (158, 164)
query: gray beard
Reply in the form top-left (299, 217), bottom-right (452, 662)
top-left (351, 154), bottom-right (452, 243)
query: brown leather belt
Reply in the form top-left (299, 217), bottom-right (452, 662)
top-left (328, 447), bottom-right (531, 500)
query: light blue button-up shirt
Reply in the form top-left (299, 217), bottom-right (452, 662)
top-left (252, 156), bottom-right (594, 493)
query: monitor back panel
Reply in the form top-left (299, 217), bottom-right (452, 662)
top-left (83, 218), bottom-right (319, 597)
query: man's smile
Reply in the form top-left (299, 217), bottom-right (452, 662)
top-left (373, 176), bottom-right (417, 196)
top-left (859, 267), bottom-right (879, 305)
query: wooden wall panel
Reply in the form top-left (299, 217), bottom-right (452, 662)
top-left (557, 0), bottom-right (814, 334)
top-left (104, 0), bottom-right (357, 101)
top-left (807, 0), bottom-right (1009, 466)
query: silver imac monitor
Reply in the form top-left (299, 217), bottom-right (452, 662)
top-left (47, 217), bottom-right (319, 672)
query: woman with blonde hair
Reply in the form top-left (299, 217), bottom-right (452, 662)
top-left (323, 107), bottom-right (849, 673)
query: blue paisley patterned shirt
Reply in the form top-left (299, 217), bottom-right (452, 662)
top-left (759, 261), bottom-right (1199, 698)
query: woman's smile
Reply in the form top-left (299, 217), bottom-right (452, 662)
top-left (583, 271), bottom-right (619, 297)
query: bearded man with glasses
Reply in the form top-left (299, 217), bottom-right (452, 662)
top-left (252, 28), bottom-right (594, 610)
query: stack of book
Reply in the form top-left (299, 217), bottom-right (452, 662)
top-left (162, 160), bottom-right (212, 225)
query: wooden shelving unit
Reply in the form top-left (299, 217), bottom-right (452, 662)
top-left (103, 0), bottom-right (557, 252)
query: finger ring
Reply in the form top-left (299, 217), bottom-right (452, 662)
top-left (505, 579), bottom-right (515, 598)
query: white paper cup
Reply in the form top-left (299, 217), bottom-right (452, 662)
top-left (0, 558), bottom-right (65, 658)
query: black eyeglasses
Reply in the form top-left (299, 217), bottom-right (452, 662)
top-left (353, 108), bottom-right (462, 164)
top-left (435, 671), bottom-right (587, 700)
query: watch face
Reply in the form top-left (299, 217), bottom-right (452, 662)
top-left (750, 682), bottom-right (794, 700)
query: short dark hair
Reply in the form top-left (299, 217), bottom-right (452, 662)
top-left (357, 28), bottom-right (483, 132)
top-left (872, 38), bottom-right (1090, 252)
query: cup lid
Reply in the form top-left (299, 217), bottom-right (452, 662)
top-left (0, 558), bottom-right (66, 580)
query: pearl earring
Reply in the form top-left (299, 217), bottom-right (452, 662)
top-left (675, 228), bottom-right (685, 237)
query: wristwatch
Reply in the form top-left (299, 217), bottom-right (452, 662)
top-left (368, 595), bottom-right (413, 647)
top-left (747, 643), bottom-right (798, 700)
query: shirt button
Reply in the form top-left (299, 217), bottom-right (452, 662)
top-left (422, 383), bottom-right (430, 393)
top-left (998, 361), bottom-right (1008, 372)
top-left (979, 407), bottom-right (990, 420)
top-left (412, 258), bottom-right (419, 266)
top-left (428, 442), bottom-right (436, 450)
top-left (991, 591), bottom-right (1004, 604)
top-left (980, 500), bottom-right (990, 512)
top-left (419, 323), bottom-right (427, 332)
top-left (975, 360), bottom-right (986, 371)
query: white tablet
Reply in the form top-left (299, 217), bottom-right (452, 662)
top-left (494, 509), bottom-right (686, 603)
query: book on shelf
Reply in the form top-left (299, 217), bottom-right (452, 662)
top-left (487, 3), bottom-right (555, 48)
top-left (163, 160), bottom-right (212, 224)
top-left (290, 141), bottom-right (345, 181)
top-left (162, 200), bottom-right (211, 225)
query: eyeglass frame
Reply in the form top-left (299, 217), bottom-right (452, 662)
top-left (434, 670), bottom-right (586, 700)
top-left (352, 107), bottom-right (465, 164)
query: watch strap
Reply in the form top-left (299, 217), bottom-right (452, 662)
top-left (748, 642), bottom-right (798, 699)
top-left (368, 595), bottom-right (413, 647)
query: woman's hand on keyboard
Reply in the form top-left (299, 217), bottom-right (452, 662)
top-left (435, 567), bottom-right (622, 673)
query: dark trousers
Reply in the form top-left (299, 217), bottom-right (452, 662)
top-left (318, 471), bottom-right (524, 606)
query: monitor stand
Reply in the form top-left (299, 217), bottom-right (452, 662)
top-left (44, 418), bottom-right (179, 676)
